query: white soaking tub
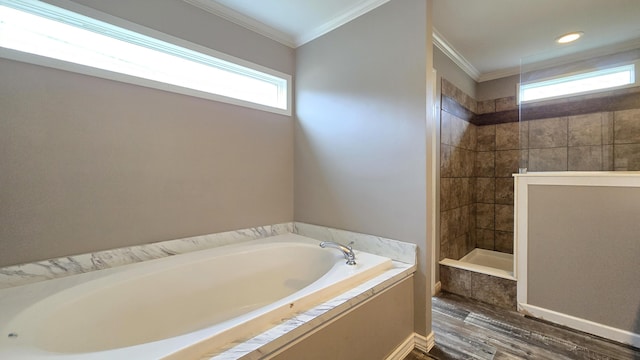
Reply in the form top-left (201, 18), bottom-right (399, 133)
top-left (0, 233), bottom-right (392, 359)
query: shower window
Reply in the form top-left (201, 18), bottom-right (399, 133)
top-left (0, 0), bottom-right (291, 115)
top-left (519, 62), bottom-right (637, 103)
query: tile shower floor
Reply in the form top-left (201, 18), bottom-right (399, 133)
top-left (404, 292), bottom-right (640, 360)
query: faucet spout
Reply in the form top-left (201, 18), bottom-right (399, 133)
top-left (319, 241), bottom-right (356, 265)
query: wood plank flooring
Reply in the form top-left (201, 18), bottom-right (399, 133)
top-left (405, 292), bottom-right (640, 360)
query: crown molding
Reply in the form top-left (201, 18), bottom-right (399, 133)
top-left (183, 0), bottom-right (296, 47)
top-left (295, 0), bottom-right (390, 46)
top-left (433, 28), bottom-right (481, 81)
top-left (478, 66), bottom-right (521, 82)
top-left (184, 0), bottom-right (389, 48)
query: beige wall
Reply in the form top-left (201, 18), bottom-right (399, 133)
top-left (271, 276), bottom-right (414, 360)
top-left (294, 0), bottom-right (431, 335)
top-left (476, 75), bottom-right (519, 101)
top-left (528, 185), bottom-right (640, 333)
top-left (0, 0), bottom-right (294, 267)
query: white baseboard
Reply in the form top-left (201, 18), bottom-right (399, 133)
top-left (385, 333), bottom-right (416, 360)
top-left (433, 281), bottom-right (442, 295)
top-left (386, 332), bottom-right (435, 360)
top-left (414, 331), bottom-right (435, 353)
top-left (519, 303), bottom-right (640, 349)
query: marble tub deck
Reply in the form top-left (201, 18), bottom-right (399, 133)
top-left (204, 261), bottom-right (414, 359)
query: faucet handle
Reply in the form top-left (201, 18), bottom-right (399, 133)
top-left (347, 241), bottom-right (354, 250)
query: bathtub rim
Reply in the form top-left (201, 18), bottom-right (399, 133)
top-left (0, 233), bottom-right (399, 359)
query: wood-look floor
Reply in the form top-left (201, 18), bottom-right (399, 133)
top-left (404, 292), bottom-right (640, 360)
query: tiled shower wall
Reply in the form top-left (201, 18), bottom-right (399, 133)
top-left (475, 104), bottom-right (518, 254)
top-left (440, 106), bottom-right (476, 261)
top-left (522, 109), bottom-right (640, 171)
top-left (440, 79), bottom-right (519, 260)
top-left (440, 79), bottom-right (640, 262)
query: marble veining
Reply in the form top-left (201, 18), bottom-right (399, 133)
top-left (202, 261), bottom-right (415, 360)
top-left (0, 223), bottom-right (294, 289)
top-left (0, 222), bottom-right (417, 289)
top-left (293, 222), bottom-right (416, 265)
top-left (0, 222), bottom-right (417, 359)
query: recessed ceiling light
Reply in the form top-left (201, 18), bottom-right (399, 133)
top-left (556, 31), bottom-right (584, 44)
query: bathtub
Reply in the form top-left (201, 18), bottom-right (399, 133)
top-left (0, 233), bottom-right (392, 359)
top-left (439, 248), bottom-right (514, 280)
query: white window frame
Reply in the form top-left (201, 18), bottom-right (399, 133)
top-left (518, 61), bottom-right (638, 104)
top-left (0, 0), bottom-right (292, 116)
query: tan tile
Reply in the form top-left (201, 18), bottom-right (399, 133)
top-left (520, 149), bottom-right (529, 171)
top-left (471, 273), bottom-right (516, 310)
top-left (614, 109), bottom-right (640, 144)
top-left (495, 231), bottom-right (514, 253)
top-left (440, 178), bottom-right (454, 211)
top-left (477, 125), bottom-right (496, 151)
top-left (465, 94), bottom-right (477, 114)
top-left (460, 148), bottom-right (476, 177)
top-left (440, 111), bottom-right (454, 146)
top-left (603, 145), bottom-right (614, 171)
top-left (476, 203), bottom-right (494, 230)
top-left (495, 150), bottom-right (520, 177)
top-left (439, 241), bottom-right (449, 261)
top-left (440, 208), bottom-right (458, 244)
top-left (495, 178), bottom-right (514, 205)
top-left (440, 265), bottom-right (472, 296)
top-left (496, 122), bottom-right (520, 150)
top-left (440, 144), bottom-right (452, 177)
top-left (495, 205), bottom-right (514, 232)
top-left (529, 147), bottom-right (567, 171)
top-left (568, 113), bottom-right (603, 146)
top-left (442, 111), bottom-right (475, 150)
top-left (476, 177), bottom-right (495, 204)
top-left (568, 146), bottom-right (602, 171)
top-left (496, 96), bottom-right (517, 112)
top-left (476, 229), bottom-right (495, 250)
top-left (614, 143), bottom-right (640, 170)
top-left (475, 151), bottom-right (495, 177)
top-left (602, 112), bottom-right (614, 145)
top-left (519, 121), bottom-right (529, 149)
top-left (441, 78), bottom-right (456, 98)
top-left (477, 99), bottom-right (496, 114)
top-left (529, 117), bottom-right (568, 148)
top-left (440, 178), bottom-right (471, 210)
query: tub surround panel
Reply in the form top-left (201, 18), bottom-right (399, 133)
top-left (204, 266), bottom-right (414, 360)
top-left (0, 223), bottom-right (295, 289)
top-left (0, 222), bottom-right (416, 289)
top-left (293, 223), bottom-right (417, 265)
top-left (267, 277), bottom-right (413, 360)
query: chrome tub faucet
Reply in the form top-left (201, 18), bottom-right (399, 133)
top-left (319, 241), bottom-right (356, 265)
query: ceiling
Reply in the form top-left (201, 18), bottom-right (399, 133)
top-left (184, 0), bottom-right (640, 82)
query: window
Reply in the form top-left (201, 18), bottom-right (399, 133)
top-left (0, 0), bottom-right (291, 115)
top-left (519, 63), bottom-right (637, 103)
